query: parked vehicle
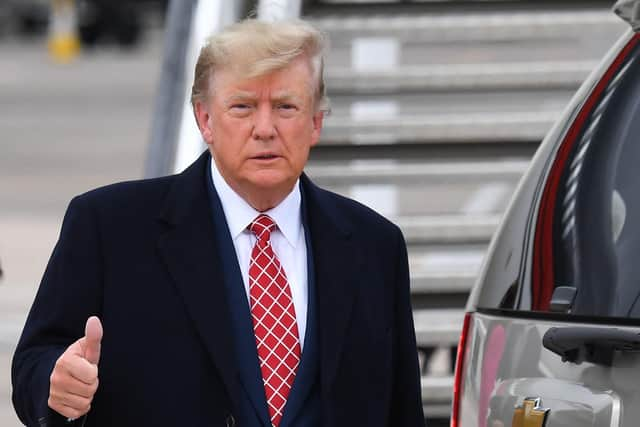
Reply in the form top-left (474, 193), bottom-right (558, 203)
top-left (452, 1), bottom-right (640, 426)
top-left (2, 0), bottom-right (165, 45)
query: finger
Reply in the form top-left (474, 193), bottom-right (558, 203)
top-left (70, 377), bottom-right (98, 399)
top-left (51, 361), bottom-right (98, 398)
top-left (65, 336), bottom-right (86, 359)
top-left (60, 354), bottom-right (99, 384)
top-left (83, 316), bottom-right (103, 365)
top-left (59, 376), bottom-right (99, 399)
top-left (48, 397), bottom-right (90, 420)
top-left (69, 358), bottom-right (98, 385)
top-left (49, 389), bottom-right (93, 414)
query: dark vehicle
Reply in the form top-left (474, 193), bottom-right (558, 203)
top-left (3, 0), bottom-right (166, 46)
top-left (452, 1), bottom-right (640, 426)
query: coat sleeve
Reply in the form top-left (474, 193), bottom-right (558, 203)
top-left (12, 195), bottom-right (104, 426)
top-left (389, 228), bottom-right (426, 426)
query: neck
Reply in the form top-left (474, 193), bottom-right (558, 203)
top-left (210, 156), bottom-right (298, 212)
top-left (229, 180), bottom-right (296, 212)
top-left (244, 191), bottom-right (287, 212)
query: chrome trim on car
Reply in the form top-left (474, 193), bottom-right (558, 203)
top-left (609, 391), bottom-right (622, 427)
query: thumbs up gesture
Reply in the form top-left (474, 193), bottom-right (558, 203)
top-left (48, 317), bottom-right (103, 420)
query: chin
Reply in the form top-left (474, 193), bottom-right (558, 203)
top-left (248, 170), bottom-right (296, 188)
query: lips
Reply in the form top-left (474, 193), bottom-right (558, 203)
top-left (252, 153), bottom-right (279, 160)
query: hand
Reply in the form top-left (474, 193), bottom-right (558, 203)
top-left (48, 316), bottom-right (103, 420)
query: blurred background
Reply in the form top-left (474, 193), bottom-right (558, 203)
top-left (0, 0), bottom-right (627, 425)
top-left (0, 0), bottom-right (166, 425)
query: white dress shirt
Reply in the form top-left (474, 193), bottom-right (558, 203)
top-left (211, 159), bottom-right (308, 349)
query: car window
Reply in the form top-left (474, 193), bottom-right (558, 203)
top-left (549, 41), bottom-right (640, 319)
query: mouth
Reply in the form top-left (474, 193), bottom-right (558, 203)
top-left (252, 154), bottom-right (279, 160)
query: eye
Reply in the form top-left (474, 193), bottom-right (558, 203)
top-left (228, 103), bottom-right (253, 117)
top-left (231, 103), bottom-right (251, 110)
top-left (277, 103), bottom-right (299, 116)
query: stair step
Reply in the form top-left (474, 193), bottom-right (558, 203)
top-left (412, 270), bottom-right (476, 294)
top-left (315, 180), bottom-right (516, 223)
top-left (421, 375), bottom-right (455, 418)
top-left (409, 247), bottom-right (484, 292)
top-left (422, 375), bottom-right (455, 403)
top-left (399, 214), bottom-right (501, 245)
top-left (322, 110), bottom-right (558, 144)
top-left (306, 160), bottom-right (528, 183)
top-left (327, 89), bottom-right (571, 119)
top-left (409, 245), bottom-right (485, 271)
top-left (327, 61), bottom-right (595, 92)
top-left (307, 160), bottom-right (519, 232)
top-left (312, 9), bottom-right (622, 42)
top-left (413, 309), bottom-right (465, 347)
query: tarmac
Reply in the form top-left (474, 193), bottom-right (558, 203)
top-left (0, 32), bottom-right (162, 425)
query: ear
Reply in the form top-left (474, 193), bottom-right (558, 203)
top-left (310, 111), bottom-right (324, 147)
top-left (194, 100), bottom-right (214, 145)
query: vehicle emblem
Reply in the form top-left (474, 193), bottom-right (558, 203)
top-left (512, 397), bottom-right (549, 427)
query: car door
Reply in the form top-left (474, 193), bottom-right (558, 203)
top-left (453, 25), bottom-right (640, 427)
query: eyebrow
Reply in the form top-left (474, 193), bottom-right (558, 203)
top-left (272, 92), bottom-right (304, 104)
top-left (223, 91), bottom-right (305, 106)
top-left (223, 92), bottom-right (257, 105)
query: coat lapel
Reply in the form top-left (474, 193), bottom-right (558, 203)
top-left (156, 152), bottom-right (241, 402)
top-left (300, 175), bottom-right (362, 395)
top-left (279, 197), bottom-right (320, 427)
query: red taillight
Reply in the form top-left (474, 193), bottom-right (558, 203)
top-left (450, 312), bottom-right (472, 427)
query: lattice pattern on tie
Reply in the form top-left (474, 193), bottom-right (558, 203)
top-left (248, 214), bottom-right (301, 427)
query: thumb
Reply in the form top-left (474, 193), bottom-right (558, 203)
top-left (83, 316), bottom-right (103, 365)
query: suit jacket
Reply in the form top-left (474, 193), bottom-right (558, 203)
top-left (12, 151), bottom-right (424, 427)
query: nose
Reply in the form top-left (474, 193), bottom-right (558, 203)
top-left (252, 104), bottom-right (276, 141)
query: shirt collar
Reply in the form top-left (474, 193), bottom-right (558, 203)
top-left (210, 158), bottom-right (302, 247)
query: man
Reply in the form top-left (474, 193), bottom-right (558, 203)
top-left (12, 19), bottom-right (424, 427)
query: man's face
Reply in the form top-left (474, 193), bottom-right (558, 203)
top-left (195, 57), bottom-right (324, 209)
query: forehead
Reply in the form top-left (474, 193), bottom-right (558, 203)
top-left (211, 57), bottom-right (314, 99)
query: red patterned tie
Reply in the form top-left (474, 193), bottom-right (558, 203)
top-left (248, 214), bottom-right (301, 427)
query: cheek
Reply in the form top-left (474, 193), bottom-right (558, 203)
top-left (212, 121), bottom-right (249, 148)
top-left (290, 144), bottom-right (312, 168)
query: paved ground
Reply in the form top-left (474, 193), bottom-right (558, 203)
top-left (0, 32), bottom-right (162, 425)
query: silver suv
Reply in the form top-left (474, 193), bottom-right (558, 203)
top-left (452, 1), bottom-right (640, 426)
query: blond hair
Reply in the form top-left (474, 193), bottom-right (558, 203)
top-left (190, 19), bottom-right (329, 112)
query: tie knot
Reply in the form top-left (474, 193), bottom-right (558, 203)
top-left (249, 214), bottom-right (277, 241)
